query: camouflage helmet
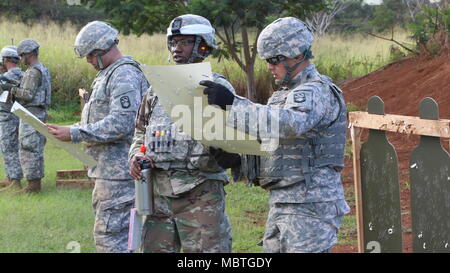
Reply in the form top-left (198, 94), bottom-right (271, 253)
top-left (74, 21), bottom-right (119, 58)
top-left (257, 17), bottom-right (314, 60)
top-left (17, 39), bottom-right (40, 56)
top-left (1, 46), bottom-right (19, 58)
top-left (167, 14), bottom-right (217, 49)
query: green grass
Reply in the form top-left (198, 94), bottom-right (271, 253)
top-left (225, 182), bottom-right (269, 253)
top-left (47, 103), bottom-right (82, 125)
top-left (337, 215), bottom-right (358, 245)
top-left (0, 139), bottom-right (93, 253)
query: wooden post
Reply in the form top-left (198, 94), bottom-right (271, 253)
top-left (351, 126), bottom-right (364, 253)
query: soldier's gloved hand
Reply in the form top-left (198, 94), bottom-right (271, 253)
top-left (210, 147), bottom-right (241, 169)
top-left (200, 80), bottom-right (235, 110)
top-left (0, 83), bottom-right (14, 91)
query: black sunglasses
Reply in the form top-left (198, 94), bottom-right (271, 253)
top-left (265, 55), bottom-right (286, 65)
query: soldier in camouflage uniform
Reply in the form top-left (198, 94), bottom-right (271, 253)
top-left (47, 21), bottom-right (149, 253)
top-left (0, 46), bottom-right (24, 190)
top-left (0, 59), bottom-right (5, 74)
top-left (202, 17), bottom-right (350, 253)
top-left (128, 14), bottom-right (234, 253)
top-left (1, 40), bottom-right (51, 194)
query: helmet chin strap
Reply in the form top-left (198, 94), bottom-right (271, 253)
top-left (187, 36), bottom-right (207, 64)
top-left (279, 53), bottom-right (308, 86)
top-left (96, 54), bottom-right (105, 70)
top-left (22, 54), bottom-right (31, 66)
top-left (94, 44), bottom-right (115, 70)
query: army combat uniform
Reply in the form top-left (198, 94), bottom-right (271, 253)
top-left (228, 64), bottom-right (350, 252)
top-left (10, 62), bottom-right (51, 181)
top-left (0, 67), bottom-right (24, 182)
top-left (129, 73), bottom-right (234, 253)
top-left (70, 56), bottom-right (149, 253)
top-left (221, 16), bottom-right (352, 253)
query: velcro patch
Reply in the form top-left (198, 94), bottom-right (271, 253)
top-left (285, 89), bottom-right (313, 112)
top-left (120, 96), bottom-right (131, 109)
top-left (294, 92), bottom-right (307, 103)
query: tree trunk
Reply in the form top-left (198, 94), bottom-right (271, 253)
top-left (241, 24), bottom-right (258, 102)
top-left (245, 64), bottom-right (258, 103)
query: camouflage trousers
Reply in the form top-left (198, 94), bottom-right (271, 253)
top-left (18, 109), bottom-right (46, 180)
top-left (263, 199), bottom-right (349, 253)
top-left (92, 179), bottom-right (135, 253)
top-left (0, 112), bottom-right (23, 180)
top-left (141, 180), bottom-right (232, 253)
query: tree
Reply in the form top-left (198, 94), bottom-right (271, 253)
top-left (402, 0), bottom-right (441, 22)
top-left (0, 0), bottom-right (103, 26)
top-left (331, 0), bottom-right (375, 33)
top-left (81, 0), bottom-right (188, 35)
top-left (408, 1), bottom-right (450, 55)
top-left (370, 3), bottom-right (397, 32)
top-left (305, 0), bottom-right (351, 36)
top-left (81, 0), bottom-right (329, 102)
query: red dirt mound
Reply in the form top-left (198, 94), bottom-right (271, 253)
top-left (334, 53), bottom-right (450, 253)
top-left (341, 53), bottom-right (450, 118)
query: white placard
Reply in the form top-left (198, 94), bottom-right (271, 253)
top-left (141, 63), bottom-right (268, 156)
top-left (0, 91), bottom-right (9, 103)
top-left (11, 102), bottom-right (97, 168)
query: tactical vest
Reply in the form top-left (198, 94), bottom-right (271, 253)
top-left (143, 73), bottom-right (224, 173)
top-left (22, 62), bottom-right (51, 108)
top-left (258, 75), bottom-right (347, 190)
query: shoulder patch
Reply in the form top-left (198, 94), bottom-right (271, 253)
top-left (294, 91), bottom-right (307, 103)
top-left (285, 88), bottom-right (313, 112)
top-left (120, 95), bottom-right (131, 109)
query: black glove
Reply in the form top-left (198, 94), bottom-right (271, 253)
top-left (210, 147), bottom-right (241, 169)
top-left (0, 83), bottom-right (14, 91)
top-left (199, 80), bottom-right (235, 110)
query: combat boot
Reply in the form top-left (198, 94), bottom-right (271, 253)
top-left (10, 179), bottom-right (22, 189)
top-left (14, 179), bottom-right (41, 194)
top-left (0, 177), bottom-right (11, 188)
top-left (0, 179), bottom-right (22, 193)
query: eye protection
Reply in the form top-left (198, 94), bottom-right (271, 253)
top-left (265, 55), bottom-right (286, 65)
top-left (168, 38), bottom-right (196, 49)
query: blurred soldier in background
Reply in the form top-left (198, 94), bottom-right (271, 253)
top-left (1, 39), bottom-right (51, 194)
top-left (0, 46), bottom-right (24, 191)
top-left (202, 17), bottom-right (350, 253)
top-left (47, 21), bottom-right (149, 253)
top-left (128, 14), bottom-right (235, 253)
top-left (0, 59), bottom-right (5, 74)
